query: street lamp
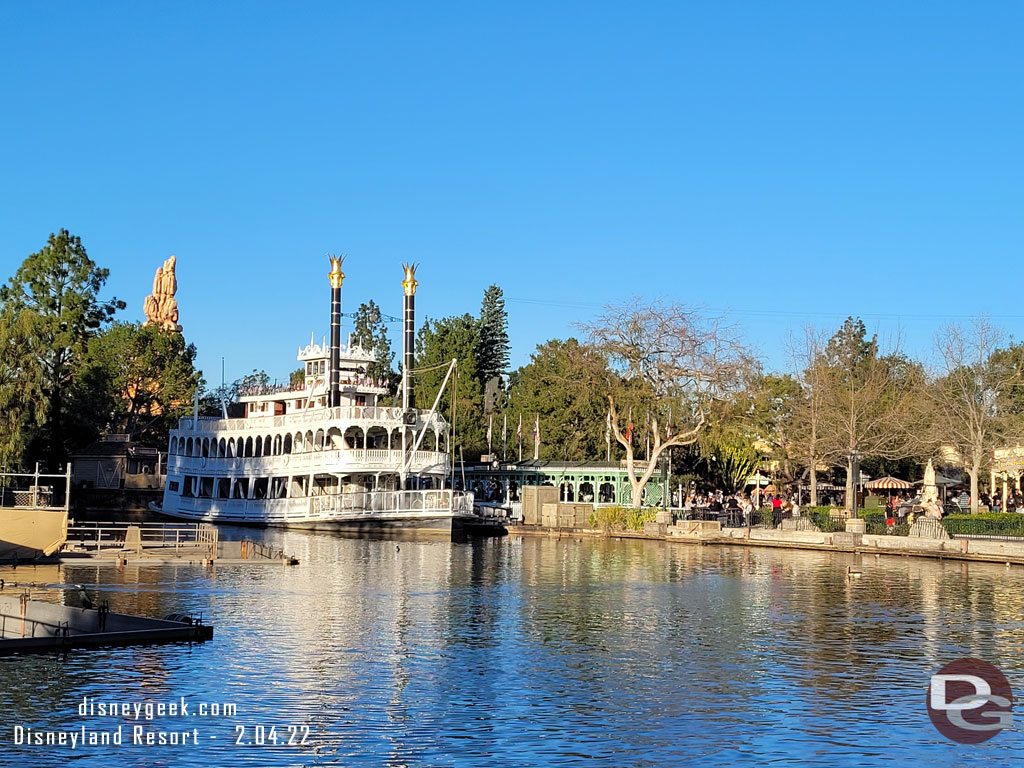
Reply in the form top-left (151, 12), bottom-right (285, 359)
top-left (848, 449), bottom-right (863, 518)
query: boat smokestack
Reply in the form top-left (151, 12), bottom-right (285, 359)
top-left (401, 263), bottom-right (418, 411)
top-left (328, 255), bottom-right (345, 408)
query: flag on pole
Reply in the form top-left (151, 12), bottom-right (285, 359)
top-left (502, 414), bottom-right (507, 460)
top-left (517, 413), bottom-right (523, 461)
top-left (605, 411), bottom-right (611, 461)
top-left (487, 415), bottom-right (493, 455)
top-left (533, 413), bottom-right (540, 459)
top-left (625, 407), bottom-right (634, 445)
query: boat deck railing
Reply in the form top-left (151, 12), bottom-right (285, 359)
top-left (170, 488), bottom-right (476, 523)
top-left (178, 406), bottom-right (448, 434)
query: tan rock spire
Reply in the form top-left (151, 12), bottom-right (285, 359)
top-left (143, 255), bottom-right (182, 332)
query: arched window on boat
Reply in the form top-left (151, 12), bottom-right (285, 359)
top-left (304, 430), bottom-right (314, 452)
top-left (366, 426), bottom-right (388, 450)
top-left (283, 433), bottom-right (292, 454)
top-left (294, 432), bottom-right (304, 453)
top-left (327, 427), bottom-right (342, 450)
top-left (227, 438), bottom-right (236, 458)
top-left (273, 435), bottom-right (282, 455)
top-left (218, 438), bottom-right (226, 458)
top-left (265, 434), bottom-right (273, 455)
top-left (314, 429), bottom-right (324, 451)
top-left (201, 438), bottom-right (210, 458)
top-left (343, 426), bottom-right (363, 449)
top-left (245, 436), bottom-right (253, 457)
top-left (254, 436), bottom-right (262, 457)
top-left (186, 437), bottom-right (193, 456)
top-left (170, 437), bottom-right (178, 455)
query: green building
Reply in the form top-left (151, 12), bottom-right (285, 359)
top-left (461, 460), bottom-right (668, 508)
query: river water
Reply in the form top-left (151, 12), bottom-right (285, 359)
top-left (1, 532), bottom-right (1022, 767)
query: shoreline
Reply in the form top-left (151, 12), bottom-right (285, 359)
top-left (510, 523), bottom-right (1024, 566)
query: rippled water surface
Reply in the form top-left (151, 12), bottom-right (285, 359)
top-left (2, 532), bottom-right (1023, 767)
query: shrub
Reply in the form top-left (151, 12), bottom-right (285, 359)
top-left (942, 513), bottom-right (1024, 538)
top-left (588, 506), bottom-right (657, 532)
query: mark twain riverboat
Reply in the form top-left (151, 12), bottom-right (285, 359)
top-left (152, 259), bottom-right (500, 537)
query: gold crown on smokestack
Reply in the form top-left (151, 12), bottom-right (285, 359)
top-left (401, 263), bottom-right (418, 296)
top-left (327, 254), bottom-right (346, 289)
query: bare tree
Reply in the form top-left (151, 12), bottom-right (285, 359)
top-left (789, 327), bottom-right (828, 506)
top-left (929, 319), bottom-right (1021, 514)
top-left (814, 318), bottom-right (924, 513)
top-left (583, 299), bottom-right (751, 508)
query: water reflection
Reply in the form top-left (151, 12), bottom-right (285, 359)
top-left (0, 534), bottom-right (1021, 766)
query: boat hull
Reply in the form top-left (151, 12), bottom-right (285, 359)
top-left (149, 502), bottom-right (504, 539)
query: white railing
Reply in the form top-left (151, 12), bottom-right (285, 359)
top-left (178, 406), bottom-right (447, 434)
top-left (170, 489), bottom-right (475, 523)
top-left (168, 449), bottom-right (449, 474)
top-left (65, 522), bottom-right (217, 554)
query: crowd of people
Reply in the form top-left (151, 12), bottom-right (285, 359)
top-left (676, 490), bottom-right (801, 526)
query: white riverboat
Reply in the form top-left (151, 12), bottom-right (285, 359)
top-left (153, 260), bottom-right (496, 537)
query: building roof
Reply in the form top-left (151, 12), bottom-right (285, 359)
top-left (71, 439), bottom-right (131, 458)
top-left (71, 438), bottom-right (159, 459)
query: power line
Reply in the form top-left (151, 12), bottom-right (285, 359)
top-left (506, 296), bottom-right (1024, 322)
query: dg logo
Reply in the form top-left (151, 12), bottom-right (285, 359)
top-left (928, 658), bottom-right (1013, 744)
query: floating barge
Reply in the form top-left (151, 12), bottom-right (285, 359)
top-left (0, 593), bottom-right (213, 655)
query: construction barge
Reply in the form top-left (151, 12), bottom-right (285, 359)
top-left (0, 593), bottom-right (212, 655)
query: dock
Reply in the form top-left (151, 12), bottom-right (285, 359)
top-left (0, 592), bottom-right (213, 655)
top-left (59, 522), bottom-right (299, 566)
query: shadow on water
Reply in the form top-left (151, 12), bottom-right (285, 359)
top-left (1, 533), bottom-right (1022, 767)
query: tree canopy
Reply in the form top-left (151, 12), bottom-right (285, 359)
top-left (75, 322), bottom-right (201, 447)
top-left (0, 230), bottom-right (124, 467)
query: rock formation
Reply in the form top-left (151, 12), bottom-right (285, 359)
top-left (143, 255), bottom-right (182, 332)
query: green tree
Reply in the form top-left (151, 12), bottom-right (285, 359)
top-left (289, 367), bottom-right (305, 387)
top-left (0, 310), bottom-right (44, 469)
top-left (352, 300), bottom-right (399, 396)
top-left (0, 230), bottom-right (124, 467)
top-left (414, 314), bottom-right (485, 459)
top-left (505, 338), bottom-right (620, 461)
top-left (701, 438), bottom-right (762, 494)
top-left (475, 285), bottom-right (510, 391)
top-left (74, 322), bottom-right (201, 447)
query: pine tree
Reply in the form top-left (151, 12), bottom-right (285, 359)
top-left (475, 284), bottom-right (510, 389)
top-left (0, 230), bottom-right (124, 467)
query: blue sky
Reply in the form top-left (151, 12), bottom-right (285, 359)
top-left (2, 2), bottom-right (1022, 386)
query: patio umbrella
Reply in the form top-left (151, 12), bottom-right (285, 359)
top-left (865, 476), bottom-right (914, 490)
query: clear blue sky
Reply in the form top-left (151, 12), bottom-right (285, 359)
top-left (2, 2), bottom-right (1022, 386)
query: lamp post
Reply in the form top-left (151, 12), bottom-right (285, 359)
top-left (848, 449), bottom-right (863, 518)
